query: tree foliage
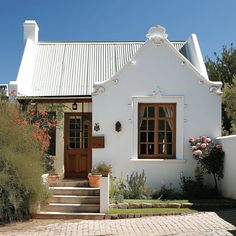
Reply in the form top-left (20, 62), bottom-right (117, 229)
top-left (222, 76), bottom-right (236, 133)
top-left (0, 100), bottom-right (48, 224)
top-left (205, 44), bottom-right (236, 134)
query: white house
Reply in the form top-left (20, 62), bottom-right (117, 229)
top-left (10, 20), bottom-right (222, 189)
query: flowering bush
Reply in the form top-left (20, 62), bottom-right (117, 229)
top-left (189, 136), bottom-right (224, 191)
top-left (0, 100), bottom-right (49, 223)
top-left (15, 107), bottom-right (57, 154)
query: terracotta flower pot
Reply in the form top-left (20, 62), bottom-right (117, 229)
top-left (101, 171), bottom-right (109, 177)
top-left (48, 175), bottom-right (59, 182)
top-left (88, 175), bottom-right (101, 187)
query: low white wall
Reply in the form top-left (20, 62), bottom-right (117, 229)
top-left (100, 176), bottom-right (110, 213)
top-left (217, 135), bottom-right (236, 199)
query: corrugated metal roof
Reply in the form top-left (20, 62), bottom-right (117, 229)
top-left (30, 41), bottom-right (185, 96)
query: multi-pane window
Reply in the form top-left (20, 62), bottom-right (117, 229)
top-left (138, 103), bottom-right (176, 159)
top-left (68, 115), bottom-right (90, 149)
top-left (69, 116), bottom-right (81, 148)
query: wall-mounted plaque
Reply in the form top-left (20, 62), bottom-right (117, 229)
top-left (92, 136), bottom-right (105, 148)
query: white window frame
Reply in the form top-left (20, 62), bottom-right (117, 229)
top-left (131, 94), bottom-right (184, 160)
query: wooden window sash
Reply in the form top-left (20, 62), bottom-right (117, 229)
top-left (138, 103), bottom-right (176, 159)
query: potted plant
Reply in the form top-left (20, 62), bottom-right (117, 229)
top-left (88, 168), bottom-right (102, 187)
top-left (48, 168), bottom-right (60, 182)
top-left (96, 162), bottom-right (112, 177)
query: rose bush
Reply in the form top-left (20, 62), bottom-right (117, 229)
top-left (189, 136), bottom-right (224, 191)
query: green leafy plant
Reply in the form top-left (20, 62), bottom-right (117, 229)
top-left (90, 167), bottom-right (101, 175)
top-left (180, 168), bottom-right (219, 199)
top-left (151, 184), bottom-right (181, 200)
top-left (96, 162), bottom-right (112, 174)
top-left (109, 176), bottom-right (126, 203)
top-left (126, 170), bottom-right (147, 199)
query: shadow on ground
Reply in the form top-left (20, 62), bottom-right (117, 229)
top-left (216, 209), bottom-right (236, 235)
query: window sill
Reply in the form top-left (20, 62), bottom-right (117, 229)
top-left (129, 158), bottom-right (186, 163)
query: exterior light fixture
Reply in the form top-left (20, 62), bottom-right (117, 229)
top-left (115, 121), bottom-right (122, 132)
top-left (72, 102), bottom-right (77, 110)
top-left (94, 123), bottom-right (100, 132)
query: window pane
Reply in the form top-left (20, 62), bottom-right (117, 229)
top-left (158, 120), bottom-right (165, 130)
top-left (158, 132), bottom-right (165, 142)
top-left (166, 132), bottom-right (172, 142)
top-left (159, 107), bottom-right (165, 117)
top-left (70, 129), bottom-right (76, 137)
top-left (148, 120), bottom-right (154, 130)
top-left (140, 132), bottom-right (146, 142)
top-left (148, 132), bottom-right (154, 142)
top-left (166, 120), bottom-right (173, 131)
top-left (164, 106), bottom-right (174, 118)
top-left (70, 142), bottom-right (75, 148)
top-left (140, 144), bottom-right (146, 154)
top-left (143, 107), bottom-right (147, 117)
top-left (158, 144), bottom-right (165, 154)
top-left (148, 107), bottom-right (154, 117)
top-left (148, 144), bottom-right (154, 154)
top-left (167, 144), bottom-right (172, 154)
top-left (140, 120), bottom-right (147, 130)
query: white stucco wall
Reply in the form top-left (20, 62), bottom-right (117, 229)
top-left (217, 135), bottom-right (236, 199)
top-left (92, 39), bottom-right (222, 189)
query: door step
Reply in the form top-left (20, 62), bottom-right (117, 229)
top-left (48, 195), bottom-right (100, 204)
top-left (49, 187), bottom-right (100, 196)
top-left (41, 203), bottom-right (100, 213)
top-left (37, 180), bottom-right (101, 218)
top-left (32, 212), bottom-right (105, 220)
top-left (49, 179), bottom-right (89, 187)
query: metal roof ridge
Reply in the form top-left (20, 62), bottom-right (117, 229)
top-left (38, 40), bottom-right (185, 45)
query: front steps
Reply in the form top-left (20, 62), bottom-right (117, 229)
top-left (32, 179), bottom-right (104, 219)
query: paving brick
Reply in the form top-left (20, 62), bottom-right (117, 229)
top-left (1, 210), bottom-right (236, 235)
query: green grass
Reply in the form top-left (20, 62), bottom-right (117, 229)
top-left (109, 208), bottom-right (196, 214)
top-left (123, 199), bottom-right (189, 204)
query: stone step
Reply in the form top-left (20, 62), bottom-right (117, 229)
top-left (32, 212), bottom-right (105, 220)
top-left (49, 187), bottom-right (100, 196)
top-left (48, 195), bottom-right (100, 204)
top-left (49, 179), bottom-right (89, 187)
top-left (41, 203), bottom-right (100, 213)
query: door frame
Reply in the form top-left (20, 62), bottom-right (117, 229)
top-left (64, 112), bottom-right (92, 179)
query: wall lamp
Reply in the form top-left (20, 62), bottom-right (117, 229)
top-left (115, 121), bottom-right (122, 132)
top-left (72, 102), bottom-right (78, 110)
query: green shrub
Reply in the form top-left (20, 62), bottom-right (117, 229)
top-left (126, 170), bottom-right (147, 199)
top-left (180, 168), bottom-right (220, 199)
top-left (0, 101), bottom-right (47, 223)
top-left (0, 159), bottom-right (30, 223)
top-left (109, 176), bottom-right (126, 203)
top-left (151, 184), bottom-right (181, 200)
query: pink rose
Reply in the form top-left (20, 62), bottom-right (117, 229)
top-left (201, 136), bottom-right (207, 142)
top-left (189, 138), bottom-right (195, 143)
top-left (215, 144), bottom-right (222, 149)
top-left (193, 150), bottom-right (202, 156)
top-left (192, 146), bottom-right (197, 150)
top-left (205, 137), bottom-right (211, 143)
top-left (200, 143), bottom-right (207, 149)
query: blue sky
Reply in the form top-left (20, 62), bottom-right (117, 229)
top-left (0, 0), bottom-right (236, 84)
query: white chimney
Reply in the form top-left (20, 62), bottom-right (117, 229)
top-left (23, 20), bottom-right (39, 45)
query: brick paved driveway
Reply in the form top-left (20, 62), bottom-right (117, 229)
top-left (0, 210), bottom-right (236, 236)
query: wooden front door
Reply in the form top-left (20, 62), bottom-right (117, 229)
top-left (64, 113), bottom-right (92, 178)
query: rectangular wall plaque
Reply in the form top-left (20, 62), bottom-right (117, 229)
top-left (92, 136), bottom-right (105, 148)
